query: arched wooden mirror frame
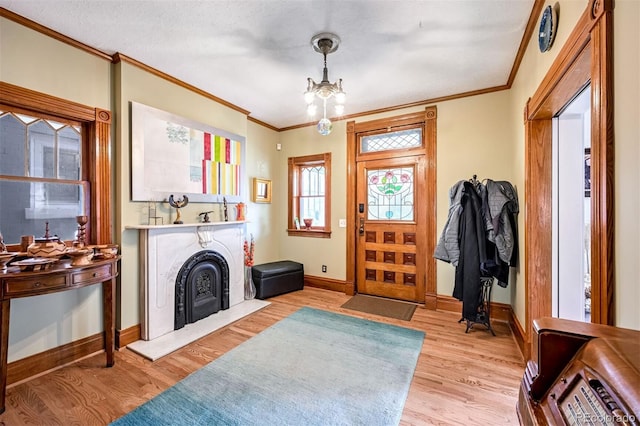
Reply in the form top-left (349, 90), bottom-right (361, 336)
top-left (524, 0), bottom-right (614, 356)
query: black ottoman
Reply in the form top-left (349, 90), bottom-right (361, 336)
top-left (251, 261), bottom-right (304, 299)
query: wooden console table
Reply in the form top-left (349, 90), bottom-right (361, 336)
top-left (0, 257), bottom-right (119, 413)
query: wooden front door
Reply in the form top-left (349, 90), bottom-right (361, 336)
top-left (356, 155), bottom-right (426, 302)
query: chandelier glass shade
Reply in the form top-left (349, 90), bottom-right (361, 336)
top-left (304, 33), bottom-right (345, 136)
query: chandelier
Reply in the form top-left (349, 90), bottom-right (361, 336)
top-left (304, 33), bottom-right (346, 136)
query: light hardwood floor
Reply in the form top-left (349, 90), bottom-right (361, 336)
top-left (0, 287), bottom-right (525, 425)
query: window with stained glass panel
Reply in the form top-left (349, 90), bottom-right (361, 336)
top-left (300, 165), bottom-right (326, 227)
top-left (367, 167), bottom-right (414, 221)
top-left (287, 152), bottom-right (331, 236)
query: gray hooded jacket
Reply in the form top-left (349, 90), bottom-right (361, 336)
top-left (433, 180), bottom-right (467, 267)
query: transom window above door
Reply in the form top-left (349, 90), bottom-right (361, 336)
top-left (360, 128), bottom-right (422, 153)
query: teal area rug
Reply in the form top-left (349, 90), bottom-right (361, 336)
top-left (111, 307), bottom-right (424, 426)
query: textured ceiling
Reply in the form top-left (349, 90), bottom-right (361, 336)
top-left (0, 0), bottom-right (535, 130)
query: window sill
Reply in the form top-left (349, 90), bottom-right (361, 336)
top-left (287, 229), bottom-right (331, 238)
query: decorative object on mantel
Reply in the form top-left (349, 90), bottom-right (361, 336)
top-left (303, 218), bottom-right (313, 230)
top-left (148, 201), bottom-right (163, 225)
top-left (304, 32), bottom-right (346, 136)
top-left (27, 222), bottom-right (68, 259)
top-left (236, 202), bottom-right (246, 221)
top-left (199, 211), bottom-right (214, 223)
top-left (168, 194), bottom-right (189, 224)
top-left (243, 234), bottom-right (256, 300)
top-left (223, 197), bottom-right (229, 222)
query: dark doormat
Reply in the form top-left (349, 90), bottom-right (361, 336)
top-left (341, 294), bottom-right (417, 321)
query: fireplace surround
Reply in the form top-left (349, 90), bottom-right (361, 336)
top-left (127, 222), bottom-right (248, 340)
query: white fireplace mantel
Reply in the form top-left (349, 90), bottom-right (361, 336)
top-left (125, 221), bottom-right (251, 341)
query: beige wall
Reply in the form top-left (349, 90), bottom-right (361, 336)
top-left (245, 120), bottom-right (282, 265)
top-left (1, 0), bottom-right (638, 362)
top-left (508, 0), bottom-right (587, 328)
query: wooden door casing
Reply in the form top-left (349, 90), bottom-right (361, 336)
top-left (346, 107), bottom-right (437, 306)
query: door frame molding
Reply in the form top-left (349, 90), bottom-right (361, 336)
top-left (346, 107), bottom-right (437, 306)
top-left (524, 0), bottom-right (614, 354)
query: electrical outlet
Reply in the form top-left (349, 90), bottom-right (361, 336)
top-left (322, 265), bottom-right (327, 273)
top-left (338, 219), bottom-right (347, 227)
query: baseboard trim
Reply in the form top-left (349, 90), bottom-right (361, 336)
top-left (304, 275), bottom-right (348, 293)
top-left (509, 312), bottom-right (529, 360)
top-left (7, 332), bottom-right (104, 386)
top-left (435, 294), bottom-right (512, 322)
top-left (425, 293), bottom-right (437, 310)
top-left (116, 324), bottom-right (141, 349)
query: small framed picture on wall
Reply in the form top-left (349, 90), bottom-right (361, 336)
top-left (252, 178), bottom-right (272, 203)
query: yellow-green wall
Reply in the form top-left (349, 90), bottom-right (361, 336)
top-left (0, 18), bottom-right (111, 362)
top-left (611, 0), bottom-right (640, 329)
top-left (508, 0), bottom-right (587, 329)
top-left (1, 0), bottom-right (638, 362)
top-left (507, 0), bottom-right (640, 329)
top-left (114, 61), bottom-right (280, 330)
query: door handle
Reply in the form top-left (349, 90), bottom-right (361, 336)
top-left (359, 217), bottom-right (365, 235)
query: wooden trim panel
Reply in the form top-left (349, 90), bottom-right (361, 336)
top-left (435, 295), bottom-right (512, 323)
top-left (304, 275), bottom-right (348, 293)
top-left (113, 53), bottom-right (250, 116)
top-left (116, 324), bottom-right (142, 349)
top-left (280, 85), bottom-right (508, 133)
top-left (0, 8), bottom-right (112, 61)
top-left (0, 82), bottom-right (96, 122)
top-left (510, 311), bottom-right (529, 361)
top-left (7, 332), bottom-right (104, 386)
top-left (506, 0), bottom-right (545, 86)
